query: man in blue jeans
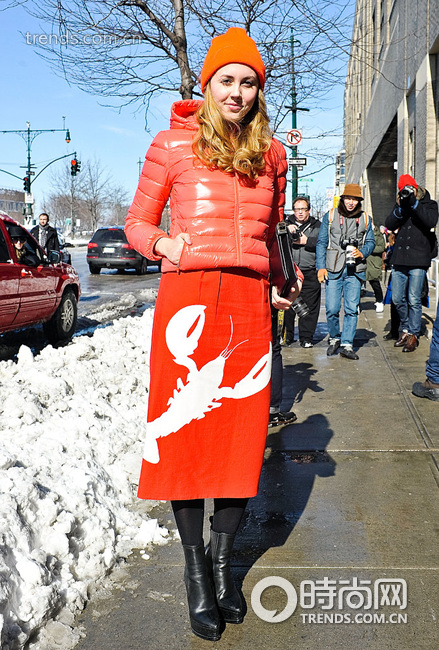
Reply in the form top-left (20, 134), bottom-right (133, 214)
top-left (385, 174), bottom-right (438, 352)
top-left (412, 302), bottom-right (439, 400)
top-left (316, 184), bottom-right (375, 360)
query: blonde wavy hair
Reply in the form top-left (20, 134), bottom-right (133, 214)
top-left (192, 85), bottom-right (272, 180)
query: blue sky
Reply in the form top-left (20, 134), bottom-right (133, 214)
top-left (0, 3), bottom-right (347, 215)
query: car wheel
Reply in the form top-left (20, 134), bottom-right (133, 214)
top-left (136, 257), bottom-right (148, 275)
top-left (43, 289), bottom-right (78, 343)
top-left (89, 263), bottom-right (101, 274)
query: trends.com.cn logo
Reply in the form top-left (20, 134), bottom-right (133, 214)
top-left (251, 576), bottom-right (408, 625)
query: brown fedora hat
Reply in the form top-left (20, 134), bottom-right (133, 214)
top-left (341, 183), bottom-right (363, 200)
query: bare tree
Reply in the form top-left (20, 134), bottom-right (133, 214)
top-left (80, 158), bottom-right (112, 232)
top-left (42, 162), bottom-right (87, 234)
top-left (7, 0), bottom-right (355, 130)
top-left (107, 184), bottom-right (131, 226)
top-left (310, 190), bottom-right (330, 221)
top-left (43, 158), bottom-right (117, 234)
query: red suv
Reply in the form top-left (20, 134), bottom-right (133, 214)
top-left (0, 214), bottom-right (81, 344)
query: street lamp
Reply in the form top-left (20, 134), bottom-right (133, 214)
top-left (285, 28), bottom-right (309, 204)
top-left (0, 120), bottom-right (72, 223)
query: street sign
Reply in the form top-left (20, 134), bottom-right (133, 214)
top-left (286, 129), bottom-right (302, 146)
top-left (288, 157), bottom-right (307, 166)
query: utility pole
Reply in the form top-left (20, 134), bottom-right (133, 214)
top-left (285, 28), bottom-right (309, 206)
top-left (0, 121), bottom-right (71, 225)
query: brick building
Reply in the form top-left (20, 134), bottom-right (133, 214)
top-left (344, 0), bottom-right (439, 224)
top-left (0, 188), bottom-right (26, 222)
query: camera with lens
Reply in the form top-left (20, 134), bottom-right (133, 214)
top-left (290, 225), bottom-right (304, 242)
top-left (339, 236), bottom-right (359, 251)
top-left (399, 187), bottom-right (414, 200)
top-left (339, 237), bottom-right (359, 275)
top-left (290, 295), bottom-right (310, 319)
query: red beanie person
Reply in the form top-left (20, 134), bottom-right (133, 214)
top-left (398, 174), bottom-right (418, 191)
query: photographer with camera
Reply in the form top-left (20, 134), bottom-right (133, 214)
top-left (283, 197), bottom-right (322, 347)
top-left (384, 174), bottom-right (438, 352)
top-left (316, 184), bottom-right (375, 360)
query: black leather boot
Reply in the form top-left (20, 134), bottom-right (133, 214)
top-left (183, 543), bottom-right (222, 641)
top-left (206, 530), bottom-right (245, 624)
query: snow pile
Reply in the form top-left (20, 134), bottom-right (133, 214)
top-left (0, 309), bottom-right (169, 649)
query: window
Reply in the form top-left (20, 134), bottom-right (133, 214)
top-left (408, 128), bottom-right (416, 178)
top-left (0, 228), bottom-right (9, 263)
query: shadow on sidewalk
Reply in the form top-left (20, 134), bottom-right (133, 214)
top-left (234, 413), bottom-right (336, 584)
top-left (282, 361), bottom-right (324, 406)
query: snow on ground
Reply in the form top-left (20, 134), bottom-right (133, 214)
top-left (79, 288), bottom-right (158, 326)
top-left (0, 308), bottom-right (170, 649)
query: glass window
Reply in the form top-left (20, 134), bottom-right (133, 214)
top-left (0, 228), bottom-right (10, 262)
top-left (92, 229), bottom-right (126, 243)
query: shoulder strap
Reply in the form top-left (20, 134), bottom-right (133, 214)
top-left (363, 211), bottom-right (368, 228)
top-left (327, 209), bottom-right (335, 250)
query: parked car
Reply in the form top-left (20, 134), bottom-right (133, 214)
top-left (86, 226), bottom-right (157, 275)
top-left (0, 214), bottom-right (81, 344)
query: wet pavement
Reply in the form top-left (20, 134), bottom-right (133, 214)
top-left (74, 290), bottom-right (439, 650)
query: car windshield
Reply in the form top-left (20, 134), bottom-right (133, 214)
top-left (92, 229), bottom-right (126, 243)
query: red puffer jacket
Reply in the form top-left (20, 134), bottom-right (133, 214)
top-left (125, 100), bottom-right (288, 278)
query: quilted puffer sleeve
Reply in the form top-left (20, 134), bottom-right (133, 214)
top-left (267, 139), bottom-right (305, 289)
top-left (125, 131), bottom-right (172, 261)
top-left (267, 138), bottom-right (288, 254)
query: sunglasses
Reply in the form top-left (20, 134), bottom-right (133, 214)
top-left (12, 237), bottom-right (26, 243)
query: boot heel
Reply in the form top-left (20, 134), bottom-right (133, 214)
top-left (183, 544), bottom-right (222, 641)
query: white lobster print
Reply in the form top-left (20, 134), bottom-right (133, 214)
top-left (143, 304), bottom-right (272, 464)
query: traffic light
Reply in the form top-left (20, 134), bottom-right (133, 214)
top-left (71, 157), bottom-right (81, 176)
top-left (23, 176), bottom-right (30, 193)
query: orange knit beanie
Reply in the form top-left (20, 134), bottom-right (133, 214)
top-left (200, 27), bottom-right (265, 92)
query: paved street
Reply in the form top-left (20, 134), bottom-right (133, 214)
top-left (74, 289), bottom-right (439, 650)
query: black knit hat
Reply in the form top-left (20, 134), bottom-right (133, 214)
top-left (8, 225), bottom-right (27, 239)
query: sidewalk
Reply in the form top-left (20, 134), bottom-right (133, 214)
top-left (74, 291), bottom-right (439, 650)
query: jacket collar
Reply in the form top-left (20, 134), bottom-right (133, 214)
top-left (170, 100), bottom-right (203, 130)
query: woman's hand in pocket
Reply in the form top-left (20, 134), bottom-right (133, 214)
top-left (154, 233), bottom-right (192, 265)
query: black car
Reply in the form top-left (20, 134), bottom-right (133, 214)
top-left (86, 226), bottom-right (156, 275)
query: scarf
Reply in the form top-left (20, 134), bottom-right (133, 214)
top-left (39, 225), bottom-right (49, 249)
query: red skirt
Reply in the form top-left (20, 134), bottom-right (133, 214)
top-left (137, 269), bottom-right (272, 500)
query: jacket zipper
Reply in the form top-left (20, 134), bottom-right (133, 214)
top-left (233, 175), bottom-right (242, 265)
top-left (176, 241), bottom-right (186, 273)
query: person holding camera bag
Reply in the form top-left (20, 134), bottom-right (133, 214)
top-left (384, 174), bottom-right (438, 353)
top-left (316, 184), bottom-right (375, 360)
